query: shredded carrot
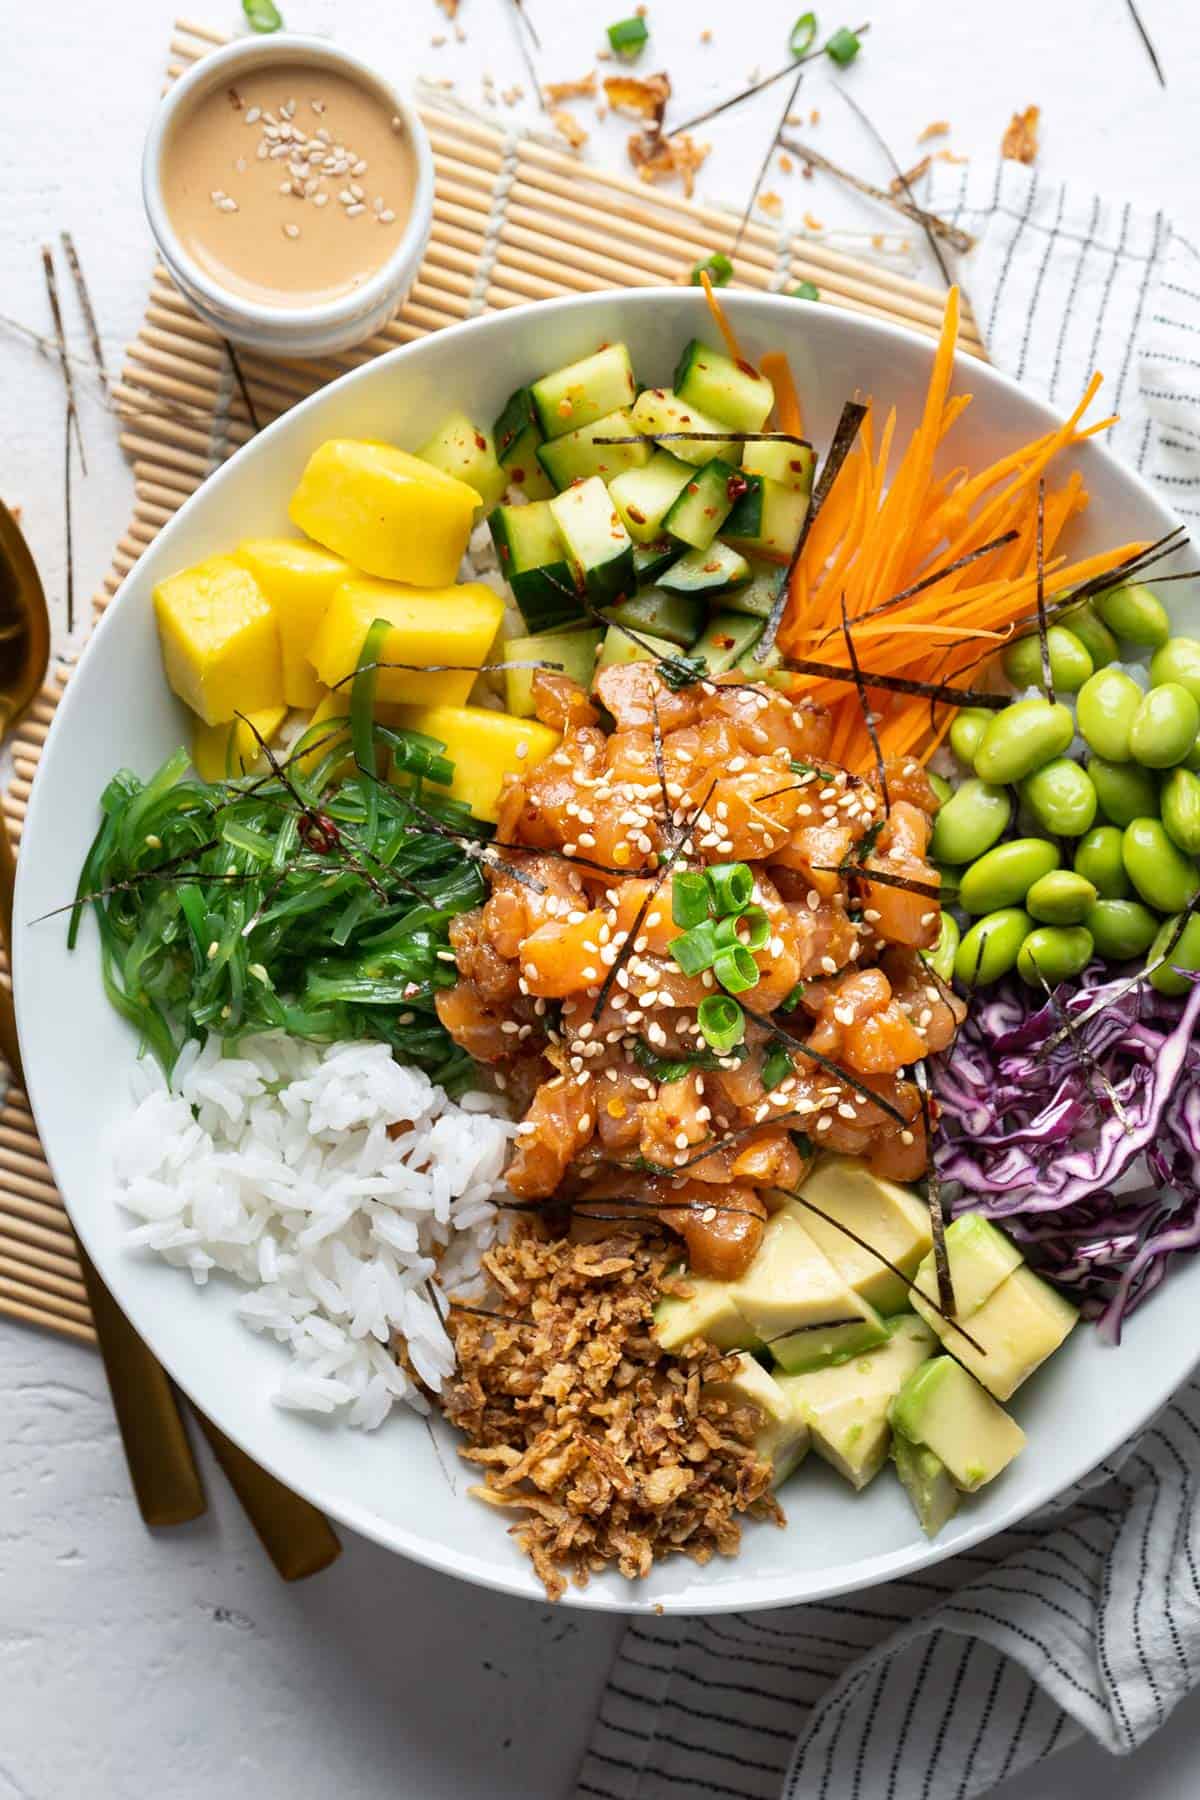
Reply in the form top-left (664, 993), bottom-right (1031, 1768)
top-left (761, 350), bottom-right (803, 437)
top-left (699, 270), bottom-right (749, 368)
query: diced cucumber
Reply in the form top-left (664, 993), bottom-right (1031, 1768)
top-left (537, 408), bottom-right (652, 491)
top-left (594, 623), bottom-right (679, 681)
top-left (503, 627), bottom-right (602, 717)
top-left (603, 588), bottom-right (706, 648)
top-left (726, 475), bottom-right (810, 559)
top-left (673, 338), bottom-right (774, 433)
top-left (657, 540), bottom-right (751, 596)
top-left (608, 450), bottom-right (693, 542)
top-left (662, 457), bottom-right (740, 551)
top-left (415, 410), bottom-right (507, 513)
top-left (695, 611), bottom-right (765, 676)
top-left (634, 539), bottom-right (682, 585)
top-left (531, 343), bottom-right (637, 439)
top-left (743, 439), bottom-right (816, 492)
top-left (629, 388), bottom-right (742, 466)
top-left (488, 500), bottom-right (582, 632)
top-left (549, 476), bottom-right (635, 607)
top-left (492, 387), bottom-right (555, 499)
top-left (724, 563), bottom-right (782, 619)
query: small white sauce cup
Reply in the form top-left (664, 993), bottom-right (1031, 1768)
top-left (143, 34), bottom-right (434, 358)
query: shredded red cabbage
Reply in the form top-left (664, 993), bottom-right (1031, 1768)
top-left (932, 966), bottom-right (1200, 1343)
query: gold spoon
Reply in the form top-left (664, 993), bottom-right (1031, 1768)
top-left (0, 501), bottom-right (339, 1572)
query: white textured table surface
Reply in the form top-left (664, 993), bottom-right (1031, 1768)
top-left (2, 2), bottom-right (1198, 1795)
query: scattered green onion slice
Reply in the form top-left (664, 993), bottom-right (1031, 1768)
top-left (672, 868), bottom-right (711, 928)
top-left (698, 993), bottom-right (745, 1052)
top-left (713, 944), bottom-right (760, 993)
top-left (791, 280), bottom-right (820, 301)
top-left (242, 0), bottom-right (283, 31)
top-left (706, 861), bottom-right (754, 915)
top-left (607, 16), bottom-right (649, 58)
top-left (824, 25), bottom-right (861, 64)
top-left (716, 904), bottom-right (769, 951)
top-left (690, 251), bottom-right (733, 288)
top-left (789, 12), bottom-right (818, 55)
top-left (781, 980), bottom-right (807, 1010)
top-left (670, 918), bottom-right (719, 976)
top-left (762, 1043), bottom-right (793, 1090)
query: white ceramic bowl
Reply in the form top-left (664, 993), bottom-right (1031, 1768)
top-left (143, 34), bottom-right (434, 358)
top-left (15, 292), bottom-right (1198, 1613)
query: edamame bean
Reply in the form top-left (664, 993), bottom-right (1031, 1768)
top-left (1184, 732), bottom-right (1200, 774)
top-left (1076, 668), bottom-right (1143, 762)
top-left (1002, 627), bottom-right (1093, 694)
top-left (921, 911), bottom-right (960, 984)
top-left (959, 838), bottom-right (1061, 914)
top-left (1086, 899), bottom-right (1159, 960)
top-left (1150, 636), bottom-right (1200, 703)
top-left (1088, 756), bottom-right (1159, 828)
top-left (954, 908), bottom-right (1032, 988)
top-left (1020, 758), bottom-right (1097, 837)
top-left (1060, 601), bottom-right (1118, 670)
top-left (973, 699), bottom-right (1075, 785)
top-left (1095, 582), bottom-right (1170, 648)
top-left (1148, 912), bottom-right (1200, 996)
top-left (1128, 682), bottom-right (1200, 770)
top-left (1016, 925), bottom-right (1094, 988)
top-left (949, 707), bottom-right (994, 766)
top-left (1122, 817), bottom-right (1200, 914)
top-left (933, 861), bottom-right (962, 901)
top-left (1026, 870), bottom-right (1098, 925)
top-left (1074, 825), bottom-right (1132, 898)
top-left (929, 778), bottom-right (1012, 865)
top-left (1162, 768), bottom-right (1200, 855)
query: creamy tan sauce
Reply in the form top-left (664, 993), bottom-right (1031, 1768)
top-left (161, 64), bottom-right (417, 309)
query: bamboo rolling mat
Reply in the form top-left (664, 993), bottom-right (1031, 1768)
top-left (0, 18), bottom-right (983, 1346)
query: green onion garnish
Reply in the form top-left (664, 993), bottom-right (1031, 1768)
top-left (762, 1043), bottom-right (793, 1089)
top-left (789, 12), bottom-right (818, 55)
top-left (690, 251), bottom-right (733, 288)
top-left (706, 861), bottom-right (754, 915)
top-left (242, 0), bottom-right (283, 31)
top-left (672, 868), bottom-right (711, 928)
top-left (698, 993), bottom-right (745, 1053)
top-left (781, 980), bottom-right (806, 1010)
top-left (715, 904), bottom-right (770, 952)
top-left (713, 944), bottom-right (760, 993)
top-left (670, 918), bottom-right (719, 976)
top-left (607, 15), bottom-right (649, 58)
top-left (791, 279), bottom-right (820, 301)
top-left (824, 24), bottom-right (861, 64)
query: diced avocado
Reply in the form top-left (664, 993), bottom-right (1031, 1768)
top-left (728, 1212), bottom-right (861, 1342)
top-left (488, 500), bottom-right (581, 633)
top-left (723, 563), bottom-right (782, 620)
top-left (633, 539), bottom-right (682, 585)
top-left (795, 1155), bottom-right (934, 1316)
top-left (502, 627), bottom-right (601, 718)
top-left (492, 387), bottom-right (554, 500)
top-left (537, 407), bottom-right (652, 491)
top-left (549, 477), bottom-right (635, 607)
top-left (609, 451), bottom-right (694, 542)
top-left (725, 474), bottom-right (809, 559)
top-left (704, 1352), bottom-right (810, 1485)
top-left (603, 588), bottom-right (705, 649)
top-left (892, 1433), bottom-right (960, 1538)
top-left (662, 458), bottom-right (740, 552)
top-left (694, 610), bottom-right (764, 676)
top-left (656, 541), bottom-right (751, 597)
top-left (653, 1274), bottom-right (758, 1354)
top-left (777, 1315), bottom-right (936, 1490)
top-left (629, 387), bottom-right (742, 467)
top-left (673, 338), bottom-right (774, 433)
top-left (415, 410), bottom-right (507, 513)
top-left (593, 623), bottom-right (679, 680)
top-left (929, 1264), bottom-right (1079, 1403)
top-left (742, 439), bottom-right (816, 493)
top-left (909, 1213), bottom-right (1024, 1324)
top-left (890, 1356), bottom-right (1025, 1492)
top-left (531, 343), bottom-right (637, 439)
top-left (771, 1308), bottom-right (888, 1375)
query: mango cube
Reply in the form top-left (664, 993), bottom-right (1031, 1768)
top-left (236, 537), bottom-right (355, 708)
top-left (391, 704), bottom-right (559, 822)
top-left (308, 577), bottom-right (504, 709)
top-left (192, 706), bottom-right (288, 782)
top-left (288, 439), bottom-right (478, 587)
top-left (154, 556), bottom-right (283, 726)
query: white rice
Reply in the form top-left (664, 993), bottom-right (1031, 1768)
top-left (106, 1033), bottom-right (515, 1431)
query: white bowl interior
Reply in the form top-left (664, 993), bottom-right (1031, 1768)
top-left (15, 291), bottom-right (1197, 1613)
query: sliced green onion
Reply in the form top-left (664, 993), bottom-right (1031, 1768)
top-left (690, 251), bottom-right (733, 288)
top-left (672, 869), bottom-right (711, 928)
top-left (824, 25), bottom-right (861, 64)
top-left (715, 904), bottom-right (770, 951)
top-left (713, 944), bottom-right (760, 993)
top-left (607, 15), bottom-right (649, 57)
top-left (781, 980), bottom-right (806, 1010)
top-left (706, 861), bottom-right (754, 915)
top-left (698, 993), bottom-right (745, 1052)
top-left (242, 0), bottom-right (283, 31)
top-left (789, 12), bottom-right (818, 55)
top-left (762, 1043), bottom-right (793, 1090)
top-left (670, 918), bottom-right (719, 976)
top-left (791, 280), bottom-right (820, 301)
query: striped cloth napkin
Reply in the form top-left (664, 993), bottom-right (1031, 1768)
top-left (574, 161), bottom-right (1200, 1800)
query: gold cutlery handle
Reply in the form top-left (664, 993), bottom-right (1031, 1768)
top-left (192, 1412), bottom-right (341, 1580)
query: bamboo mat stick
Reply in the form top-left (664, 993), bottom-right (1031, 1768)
top-left (0, 1273), bottom-right (91, 1329)
top-left (0, 1251), bottom-right (86, 1305)
top-left (0, 1294), bottom-right (94, 1345)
